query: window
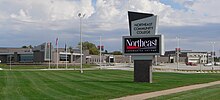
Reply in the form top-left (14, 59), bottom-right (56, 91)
top-left (60, 54), bottom-right (69, 61)
top-left (19, 54), bottom-right (33, 62)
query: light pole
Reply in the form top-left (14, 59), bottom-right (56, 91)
top-left (211, 42), bottom-right (215, 71)
top-left (199, 55), bottom-right (202, 72)
top-left (78, 13), bottom-right (85, 73)
top-left (9, 55), bottom-right (12, 70)
top-left (176, 37), bottom-right (180, 71)
top-left (48, 42), bottom-right (51, 69)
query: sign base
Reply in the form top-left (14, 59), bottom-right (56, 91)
top-left (133, 56), bottom-right (153, 83)
top-left (134, 60), bottom-right (152, 83)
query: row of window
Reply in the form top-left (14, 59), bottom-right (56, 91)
top-left (89, 58), bottom-right (103, 63)
top-left (188, 54), bottom-right (207, 57)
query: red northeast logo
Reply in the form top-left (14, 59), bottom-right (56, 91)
top-left (126, 46), bottom-right (140, 50)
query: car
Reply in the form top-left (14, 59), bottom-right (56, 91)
top-left (204, 63), bottom-right (212, 66)
top-left (186, 62), bottom-right (197, 66)
top-left (215, 62), bottom-right (220, 66)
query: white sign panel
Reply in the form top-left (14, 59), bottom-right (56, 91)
top-left (131, 16), bottom-right (157, 36)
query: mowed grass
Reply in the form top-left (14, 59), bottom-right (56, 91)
top-left (1, 70), bottom-right (220, 100)
top-left (149, 84), bottom-right (220, 100)
top-left (0, 64), bottom-right (96, 69)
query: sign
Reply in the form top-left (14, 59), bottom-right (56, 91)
top-left (122, 35), bottom-right (164, 55)
top-left (97, 45), bottom-right (104, 51)
top-left (175, 48), bottom-right (181, 52)
top-left (128, 11), bottom-right (157, 36)
top-left (131, 16), bottom-right (157, 36)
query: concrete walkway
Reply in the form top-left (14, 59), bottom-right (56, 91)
top-left (114, 80), bottom-right (220, 100)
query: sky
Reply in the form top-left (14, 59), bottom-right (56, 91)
top-left (0, 0), bottom-right (220, 54)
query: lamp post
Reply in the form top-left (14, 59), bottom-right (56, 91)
top-left (211, 42), bottom-right (215, 71)
top-left (78, 13), bottom-right (85, 73)
top-left (9, 55), bottom-right (12, 70)
top-left (199, 55), bottom-right (202, 72)
top-left (176, 37), bottom-right (180, 71)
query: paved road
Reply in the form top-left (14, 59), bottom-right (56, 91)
top-left (154, 63), bottom-right (220, 71)
top-left (113, 80), bottom-right (220, 100)
top-left (102, 63), bottom-right (220, 71)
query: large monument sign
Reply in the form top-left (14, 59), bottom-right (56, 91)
top-left (123, 11), bottom-right (164, 83)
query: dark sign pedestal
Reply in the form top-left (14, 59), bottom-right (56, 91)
top-left (134, 60), bottom-right (152, 83)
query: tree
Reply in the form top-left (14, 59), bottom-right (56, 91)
top-left (90, 47), bottom-right (99, 55)
top-left (22, 46), bottom-right (28, 48)
top-left (112, 51), bottom-right (122, 55)
top-left (22, 45), bottom-right (33, 48)
top-left (69, 46), bottom-right (73, 53)
top-left (28, 45), bottom-right (33, 48)
top-left (78, 41), bottom-right (99, 55)
top-left (214, 57), bottom-right (220, 62)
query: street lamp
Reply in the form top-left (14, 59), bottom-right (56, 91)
top-left (199, 55), bottom-right (202, 72)
top-left (176, 37), bottom-right (180, 71)
top-left (78, 13), bottom-right (85, 73)
top-left (9, 55), bottom-right (12, 70)
top-left (211, 42), bottom-right (215, 71)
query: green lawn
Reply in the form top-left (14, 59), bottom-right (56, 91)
top-left (149, 84), bottom-right (220, 100)
top-left (0, 64), bottom-right (96, 70)
top-left (1, 70), bottom-right (220, 100)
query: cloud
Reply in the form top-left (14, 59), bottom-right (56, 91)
top-left (10, 9), bottom-right (31, 21)
top-left (48, 0), bottom-right (94, 21)
top-left (169, 0), bottom-right (220, 25)
top-left (0, 0), bottom-right (220, 52)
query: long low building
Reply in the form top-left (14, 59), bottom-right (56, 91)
top-left (155, 49), bottom-right (212, 65)
top-left (0, 43), bottom-right (89, 64)
top-left (0, 43), bottom-right (214, 65)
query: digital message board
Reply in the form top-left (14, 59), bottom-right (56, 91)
top-left (122, 35), bottom-right (164, 55)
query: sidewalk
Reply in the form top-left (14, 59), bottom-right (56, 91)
top-left (114, 80), bottom-right (220, 100)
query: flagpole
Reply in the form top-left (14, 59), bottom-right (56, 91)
top-left (49, 42), bottom-right (51, 69)
top-left (56, 38), bottom-right (58, 69)
top-left (99, 36), bottom-right (102, 69)
top-left (65, 44), bottom-right (67, 69)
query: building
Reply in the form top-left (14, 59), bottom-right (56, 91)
top-left (0, 43), bottom-right (89, 65)
top-left (186, 52), bottom-right (208, 64)
top-left (0, 43), bottom-right (213, 65)
top-left (0, 47), bottom-right (33, 63)
top-left (33, 43), bottom-right (91, 64)
top-left (156, 49), bottom-right (209, 64)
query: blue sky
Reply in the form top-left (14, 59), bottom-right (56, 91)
top-left (0, 0), bottom-right (220, 55)
top-left (160, 0), bottom-right (185, 10)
